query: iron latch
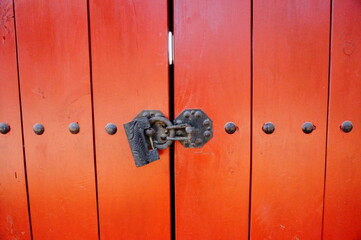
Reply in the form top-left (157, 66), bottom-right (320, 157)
top-left (124, 109), bottom-right (213, 167)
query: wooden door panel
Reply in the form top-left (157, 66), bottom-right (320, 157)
top-left (174, 0), bottom-right (251, 239)
top-left (252, 1), bottom-right (331, 239)
top-left (323, 0), bottom-right (361, 238)
top-left (89, 0), bottom-right (170, 239)
top-left (14, 0), bottom-right (98, 238)
top-left (0, 0), bottom-right (31, 238)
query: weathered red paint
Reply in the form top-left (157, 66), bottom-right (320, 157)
top-left (0, 0), bottom-right (31, 238)
top-left (14, 0), bottom-right (98, 238)
top-left (323, 0), bottom-right (361, 238)
top-left (174, 0), bottom-right (251, 238)
top-left (1, 1), bottom-right (361, 239)
top-left (89, 0), bottom-right (170, 239)
top-left (252, 0), bottom-right (330, 239)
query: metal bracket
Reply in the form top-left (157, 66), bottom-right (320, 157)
top-left (168, 31), bottom-right (174, 65)
top-left (173, 109), bottom-right (213, 148)
top-left (124, 109), bottom-right (213, 167)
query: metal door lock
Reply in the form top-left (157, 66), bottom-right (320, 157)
top-left (124, 109), bottom-right (213, 167)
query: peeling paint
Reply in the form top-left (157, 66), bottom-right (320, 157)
top-left (0, 0), bottom-right (13, 44)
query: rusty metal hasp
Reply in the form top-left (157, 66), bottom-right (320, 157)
top-left (124, 109), bottom-right (213, 167)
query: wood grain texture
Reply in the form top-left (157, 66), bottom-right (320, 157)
top-left (89, 0), bottom-right (170, 239)
top-left (252, 1), bottom-right (330, 239)
top-left (0, 0), bottom-right (31, 238)
top-left (174, 0), bottom-right (251, 239)
top-left (323, 0), bottom-right (361, 238)
top-left (14, 0), bottom-right (98, 238)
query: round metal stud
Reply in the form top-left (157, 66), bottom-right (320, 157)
top-left (105, 123), bottom-right (117, 135)
top-left (203, 130), bottom-right (211, 138)
top-left (203, 119), bottom-right (211, 127)
top-left (194, 111), bottom-right (202, 118)
top-left (0, 123), bottom-right (10, 134)
top-left (340, 120), bottom-right (353, 133)
top-left (33, 123), bottom-right (45, 135)
top-left (262, 122), bottom-right (275, 134)
top-left (183, 111), bottom-right (191, 118)
top-left (302, 122), bottom-right (315, 134)
top-left (224, 122), bottom-right (237, 134)
top-left (69, 122), bottom-right (80, 134)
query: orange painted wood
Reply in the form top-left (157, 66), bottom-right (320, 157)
top-left (174, 0), bottom-right (251, 238)
top-left (252, 1), bottom-right (330, 239)
top-left (14, 0), bottom-right (98, 238)
top-left (89, 0), bottom-right (170, 239)
top-left (323, 0), bottom-right (361, 238)
top-left (0, 0), bottom-right (31, 238)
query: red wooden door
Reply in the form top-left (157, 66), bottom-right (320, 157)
top-left (174, 0), bottom-right (251, 239)
top-left (2, 1), bottom-right (361, 239)
top-left (323, 0), bottom-right (361, 238)
top-left (14, 0), bottom-right (98, 238)
top-left (89, 0), bottom-right (170, 239)
top-left (251, 1), bottom-right (331, 239)
top-left (0, 0), bottom-right (31, 238)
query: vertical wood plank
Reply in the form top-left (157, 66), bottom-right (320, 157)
top-left (89, 0), bottom-right (170, 239)
top-left (174, 0), bottom-right (251, 238)
top-left (14, 0), bottom-right (98, 238)
top-left (323, 0), bottom-right (361, 238)
top-left (252, 1), bottom-right (330, 239)
top-left (0, 0), bottom-right (31, 238)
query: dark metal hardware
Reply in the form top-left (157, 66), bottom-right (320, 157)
top-left (174, 109), bottom-right (212, 148)
top-left (0, 123), bottom-right (10, 134)
top-left (340, 120), bottom-right (353, 133)
top-left (33, 123), bottom-right (45, 135)
top-left (262, 122), bottom-right (275, 134)
top-left (124, 116), bottom-right (160, 167)
top-left (124, 109), bottom-right (213, 167)
top-left (224, 122), bottom-right (237, 134)
top-left (68, 122), bottom-right (80, 134)
top-left (105, 123), bottom-right (117, 135)
top-left (302, 122), bottom-right (315, 134)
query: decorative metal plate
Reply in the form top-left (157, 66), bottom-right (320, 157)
top-left (174, 109), bottom-right (213, 148)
